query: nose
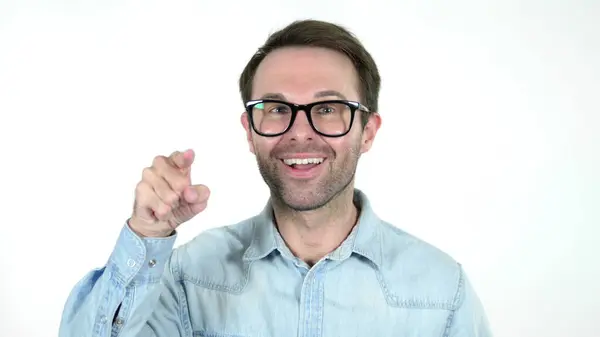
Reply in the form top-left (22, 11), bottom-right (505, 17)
top-left (286, 109), bottom-right (315, 141)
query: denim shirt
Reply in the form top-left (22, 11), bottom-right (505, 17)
top-left (59, 189), bottom-right (492, 337)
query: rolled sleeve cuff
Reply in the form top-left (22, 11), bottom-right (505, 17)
top-left (108, 221), bottom-right (177, 286)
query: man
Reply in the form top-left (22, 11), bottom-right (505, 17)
top-left (59, 19), bottom-right (492, 337)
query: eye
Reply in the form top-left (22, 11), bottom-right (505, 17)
top-left (254, 102), bottom-right (291, 114)
top-left (269, 104), bottom-right (291, 114)
top-left (314, 105), bottom-right (336, 115)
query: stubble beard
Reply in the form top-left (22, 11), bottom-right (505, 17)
top-left (256, 143), bottom-right (361, 212)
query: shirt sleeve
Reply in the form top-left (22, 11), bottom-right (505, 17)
top-left (58, 221), bottom-right (179, 337)
top-left (445, 267), bottom-right (493, 337)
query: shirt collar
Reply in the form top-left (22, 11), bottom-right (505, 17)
top-left (242, 188), bottom-right (383, 268)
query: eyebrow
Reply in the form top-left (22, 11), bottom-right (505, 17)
top-left (260, 93), bottom-right (287, 100)
top-left (314, 90), bottom-right (347, 100)
top-left (259, 90), bottom-right (348, 101)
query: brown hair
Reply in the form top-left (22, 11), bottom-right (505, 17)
top-left (238, 19), bottom-right (381, 127)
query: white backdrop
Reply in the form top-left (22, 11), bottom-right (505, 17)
top-left (0, 1), bottom-right (598, 336)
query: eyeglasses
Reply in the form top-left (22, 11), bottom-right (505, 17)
top-left (245, 99), bottom-right (370, 137)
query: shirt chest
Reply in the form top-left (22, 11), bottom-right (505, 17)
top-left (181, 256), bottom-right (451, 337)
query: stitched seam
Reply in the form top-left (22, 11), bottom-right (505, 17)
top-left (375, 267), bottom-right (455, 309)
top-left (193, 331), bottom-right (247, 337)
top-left (442, 263), bottom-right (464, 337)
top-left (180, 259), bottom-right (253, 294)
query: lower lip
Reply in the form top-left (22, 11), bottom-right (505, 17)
top-left (280, 160), bottom-right (326, 179)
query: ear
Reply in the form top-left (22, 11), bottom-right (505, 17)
top-left (240, 112), bottom-right (256, 154)
top-left (360, 112), bottom-right (382, 153)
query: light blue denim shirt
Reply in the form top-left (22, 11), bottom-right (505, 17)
top-left (59, 189), bottom-right (492, 337)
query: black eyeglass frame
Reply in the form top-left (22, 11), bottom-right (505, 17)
top-left (244, 99), bottom-right (371, 138)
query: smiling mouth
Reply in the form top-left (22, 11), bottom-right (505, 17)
top-left (281, 157), bottom-right (325, 170)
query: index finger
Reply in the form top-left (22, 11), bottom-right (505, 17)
top-left (169, 149), bottom-right (195, 170)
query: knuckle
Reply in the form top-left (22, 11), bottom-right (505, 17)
top-left (141, 167), bottom-right (154, 181)
top-left (152, 155), bottom-right (167, 168)
top-left (163, 175), bottom-right (186, 193)
top-left (154, 204), bottom-right (171, 219)
top-left (166, 192), bottom-right (180, 206)
top-left (134, 183), bottom-right (153, 206)
top-left (173, 179), bottom-right (188, 192)
top-left (135, 181), bottom-right (148, 195)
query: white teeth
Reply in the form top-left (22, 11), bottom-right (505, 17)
top-left (283, 158), bottom-right (324, 166)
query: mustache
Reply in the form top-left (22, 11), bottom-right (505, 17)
top-left (270, 144), bottom-right (333, 157)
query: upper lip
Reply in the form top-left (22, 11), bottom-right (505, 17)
top-left (277, 153), bottom-right (327, 160)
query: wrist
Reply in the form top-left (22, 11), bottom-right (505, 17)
top-left (128, 218), bottom-right (174, 238)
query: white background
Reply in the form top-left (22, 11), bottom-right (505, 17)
top-left (0, 1), bottom-right (598, 336)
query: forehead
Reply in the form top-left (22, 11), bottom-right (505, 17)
top-left (252, 46), bottom-right (360, 103)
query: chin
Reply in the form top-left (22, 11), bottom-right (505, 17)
top-left (277, 181), bottom-right (349, 212)
top-left (280, 193), bottom-right (330, 212)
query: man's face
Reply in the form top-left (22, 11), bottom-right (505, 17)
top-left (241, 46), bottom-right (381, 211)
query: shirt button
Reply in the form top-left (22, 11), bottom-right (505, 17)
top-left (115, 317), bottom-right (124, 326)
top-left (127, 259), bottom-right (136, 268)
top-left (148, 259), bottom-right (157, 268)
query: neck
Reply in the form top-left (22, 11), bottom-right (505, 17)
top-left (271, 186), bottom-right (359, 266)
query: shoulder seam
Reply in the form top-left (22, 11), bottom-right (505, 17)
top-left (443, 263), bottom-right (465, 336)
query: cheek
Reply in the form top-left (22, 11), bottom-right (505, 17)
top-left (342, 129), bottom-right (364, 149)
top-left (328, 138), bottom-right (360, 159)
top-left (253, 138), bottom-right (279, 157)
